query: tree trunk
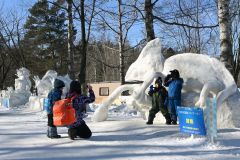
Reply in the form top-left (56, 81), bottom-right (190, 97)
top-left (144, 0), bottom-right (155, 42)
top-left (67, 0), bottom-right (75, 80)
top-left (233, 36), bottom-right (240, 83)
top-left (78, 0), bottom-right (87, 94)
top-left (118, 0), bottom-right (125, 85)
top-left (218, 0), bottom-right (234, 74)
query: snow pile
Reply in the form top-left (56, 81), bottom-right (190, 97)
top-left (90, 103), bottom-right (142, 119)
top-left (24, 96), bottom-right (44, 111)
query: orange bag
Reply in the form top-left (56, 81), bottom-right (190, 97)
top-left (53, 96), bottom-right (76, 126)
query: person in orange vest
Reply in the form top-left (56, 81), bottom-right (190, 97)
top-left (66, 81), bottom-right (95, 140)
top-left (47, 79), bottom-right (65, 138)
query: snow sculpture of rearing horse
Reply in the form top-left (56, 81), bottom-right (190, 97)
top-left (92, 38), bottom-right (240, 128)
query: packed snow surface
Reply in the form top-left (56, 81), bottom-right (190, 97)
top-left (0, 107), bottom-right (240, 160)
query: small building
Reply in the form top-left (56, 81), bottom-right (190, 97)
top-left (90, 81), bottom-right (122, 104)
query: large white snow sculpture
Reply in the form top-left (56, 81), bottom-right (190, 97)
top-left (29, 70), bottom-right (72, 111)
top-left (33, 70), bottom-right (72, 97)
top-left (0, 68), bottom-right (32, 107)
top-left (92, 38), bottom-right (240, 128)
top-left (33, 70), bottom-right (58, 97)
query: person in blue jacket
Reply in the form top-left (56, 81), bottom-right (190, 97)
top-left (47, 79), bottom-right (65, 138)
top-left (164, 69), bottom-right (184, 125)
top-left (66, 81), bottom-right (95, 140)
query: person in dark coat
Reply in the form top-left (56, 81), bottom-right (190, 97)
top-left (164, 69), bottom-right (184, 125)
top-left (47, 79), bottom-right (65, 138)
top-left (146, 77), bottom-right (171, 125)
top-left (66, 81), bottom-right (95, 140)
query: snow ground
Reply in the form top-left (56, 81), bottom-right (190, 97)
top-left (0, 108), bottom-right (240, 160)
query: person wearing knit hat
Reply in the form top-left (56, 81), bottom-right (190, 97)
top-left (164, 69), bottom-right (184, 125)
top-left (66, 81), bottom-right (95, 140)
top-left (146, 77), bottom-right (171, 125)
top-left (47, 79), bottom-right (65, 138)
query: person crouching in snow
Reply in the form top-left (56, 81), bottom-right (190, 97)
top-left (66, 81), bottom-right (95, 140)
top-left (164, 69), bottom-right (184, 125)
top-left (146, 77), bottom-right (171, 125)
top-left (47, 79), bottom-right (65, 138)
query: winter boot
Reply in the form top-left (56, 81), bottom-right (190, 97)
top-left (146, 121), bottom-right (153, 125)
top-left (68, 128), bottom-right (77, 140)
top-left (146, 116), bottom-right (154, 125)
top-left (49, 126), bottom-right (61, 139)
top-left (47, 127), bottom-right (50, 138)
top-left (164, 114), bottom-right (171, 125)
top-left (171, 121), bottom-right (177, 125)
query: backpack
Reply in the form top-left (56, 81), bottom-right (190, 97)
top-left (53, 96), bottom-right (76, 126)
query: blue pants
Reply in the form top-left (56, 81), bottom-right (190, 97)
top-left (168, 99), bottom-right (181, 122)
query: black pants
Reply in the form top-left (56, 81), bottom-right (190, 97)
top-left (149, 105), bottom-right (169, 120)
top-left (47, 114), bottom-right (56, 127)
top-left (68, 123), bottom-right (92, 139)
top-left (47, 114), bottom-right (59, 137)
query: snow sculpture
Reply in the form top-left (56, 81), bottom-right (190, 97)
top-left (15, 68), bottom-right (32, 92)
top-left (56, 74), bottom-right (72, 97)
top-left (0, 88), bottom-right (13, 108)
top-left (33, 70), bottom-right (58, 97)
top-left (33, 70), bottom-right (72, 97)
top-left (1, 68), bottom-right (32, 107)
top-left (28, 70), bottom-right (72, 111)
top-left (92, 38), bottom-right (240, 128)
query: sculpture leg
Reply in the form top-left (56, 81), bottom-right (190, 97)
top-left (195, 81), bottom-right (223, 107)
top-left (133, 71), bottom-right (165, 106)
top-left (92, 84), bottom-right (135, 122)
top-left (132, 100), bottom-right (147, 120)
top-left (216, 84), bottom-right (237, 108)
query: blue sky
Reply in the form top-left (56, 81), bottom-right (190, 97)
top-left (0, 0), bottom-right (144, 46)
top-left (0, 0), bottom-right (220, 54)
top-left (1, 0), bottom-right (36, 15)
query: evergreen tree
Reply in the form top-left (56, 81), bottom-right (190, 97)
top-left (24, 0), bottom-right (68, 74)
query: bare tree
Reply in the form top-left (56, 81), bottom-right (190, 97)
top-left (145, 0), bottom-right (156, 41)
top-left (70, 0), bottom-right (97, 93)
top-left (67, 0), bottom-right (75, 79)
top-left (231, 0), bottom-right (240, 84)
top-left (95, 0), bottom-right (138, 84)
top-left (0, 13), bottom-right (25, 89)
top-left (87, 39), bottom-right (120, 82)
top-left (218, 0), bottom-right (234, 73)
